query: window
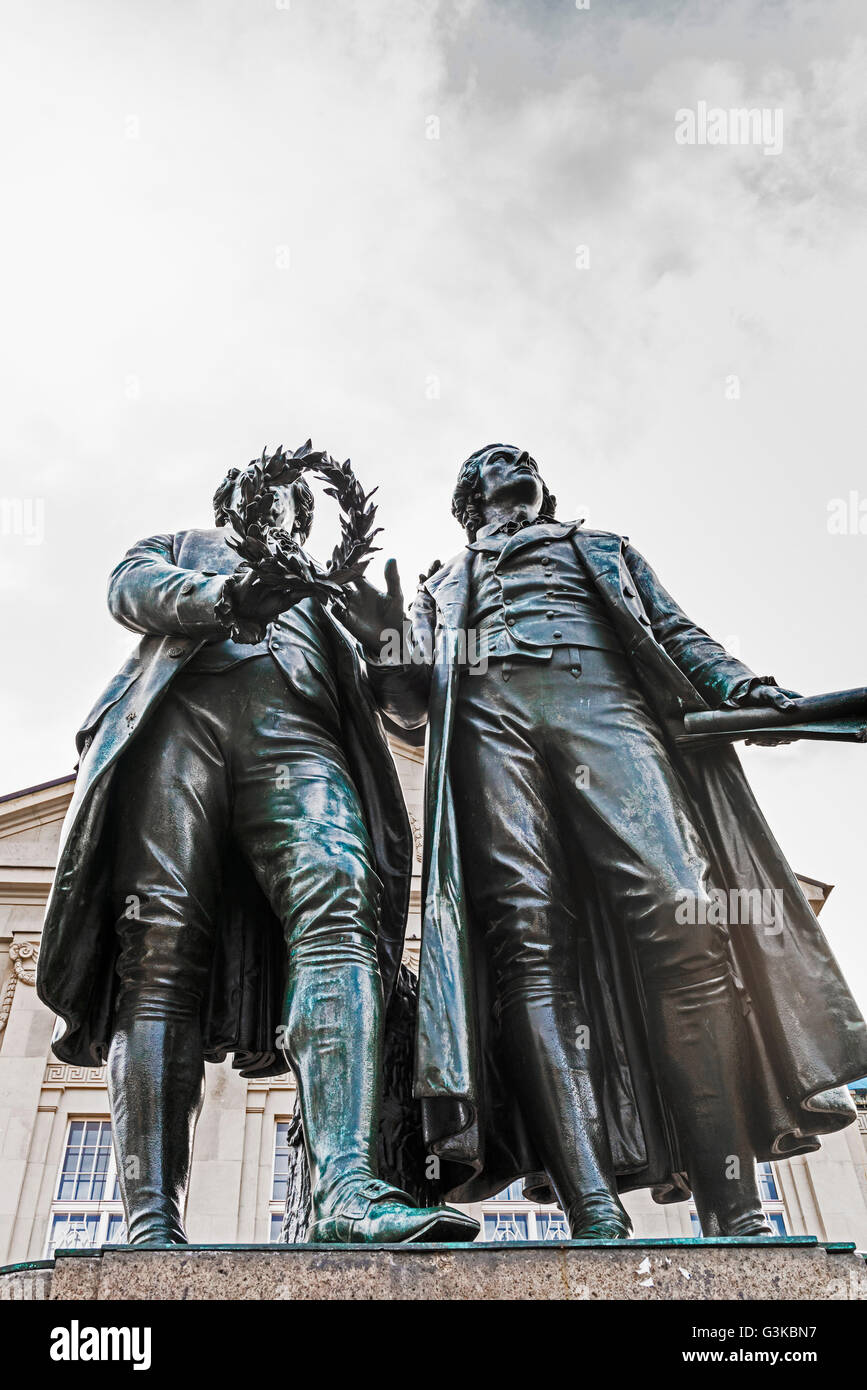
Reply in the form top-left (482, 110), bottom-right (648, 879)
top-left (56, 1119), bottom-right (116, 1202)
top-left (537, 1212), bottom-right (570, 1240)
top-left (480, 1183), bottom-right (569, 1242)
top-left (757, 1162), bottom-right (780, 1202)
top-left (269, 1120), bottom-right (292, 1242)
top-left (272, 1121), bottom-right (292, 1203)
top-left (46, 1120), bottom-right (126, 1255)
top-left (689, 1162), bottom-right (787, 1236)
top-left (497, 1181), bottom-right (526, 1202)
top-left (484, 1212), bottom-right (529, 1241)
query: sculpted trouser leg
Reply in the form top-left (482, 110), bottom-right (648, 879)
top-left (540, 649), bottom-right (767, 1235)
top-left (230, 670), bottom-right (476, 1241)
top-left (455, 648), bottom-right (767, 1235)
top-left (229, 674), bottom-right (385, 1221)
top-left (453, 661), bottom-right (627, 1236)
top-left (110, 685), bottom-right (228, 1245)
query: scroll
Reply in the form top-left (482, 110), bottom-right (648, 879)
top-left (675, 687), bottom-right (867, 749)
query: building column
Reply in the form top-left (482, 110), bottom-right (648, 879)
top-left (0, 938), bottom-right (56, 1263)
top-left (237, 1091), bottom-right (265, 1243)
top-left (184, 1058), bottom-right (249, 1243)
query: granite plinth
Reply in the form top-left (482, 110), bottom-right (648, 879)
top-left (2, 1238), bottom-right (865, 1301)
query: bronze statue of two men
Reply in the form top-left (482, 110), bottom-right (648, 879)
top-left (37, 441), bottom-right (867, 1246)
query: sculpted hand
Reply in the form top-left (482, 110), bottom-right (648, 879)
top-left (333, 558), bottom-right (407, 656)
top-left (227, 569), bottom-right (299, 625)
top-left (215, 568), bottom-right (309, 645)
top-left (417, 558), bottom-right (442, 587)
top-left (738, 683), bottom-right (803, 747)
top-left (738, 683), bottom-right (802, 713)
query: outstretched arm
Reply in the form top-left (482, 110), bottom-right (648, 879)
top-left (624, 543), bottom-right (799, 710)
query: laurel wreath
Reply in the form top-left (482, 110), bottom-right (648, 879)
top-left (214, 440), bottom-right (382, 644)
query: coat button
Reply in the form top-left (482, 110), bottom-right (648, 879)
top-left (553, 630), bottom-right (562, 639)
top-left (546, 610), bottom-right (555, 619)
top-left (167, 646), bottom-right (185, 658)
top-left (505, 616), bottom-right (515, 626)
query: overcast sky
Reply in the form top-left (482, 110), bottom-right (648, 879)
top-left (1, 0), bottom-right (865, 1008)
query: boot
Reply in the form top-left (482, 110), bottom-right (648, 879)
top-left (107, 1015), bottom-right (205, 1246)
top-left (501, 990), bottom-right (632, 1240)
top-left (307, 1177), bottom-right (479, 1244)
top-left (651, 970), bottom-right (772, 1237)
top-left (286, 955), bottom-right (478, 1245)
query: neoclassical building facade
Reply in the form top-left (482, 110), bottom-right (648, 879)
top-left (2, 747), bottom-right (867, 1264)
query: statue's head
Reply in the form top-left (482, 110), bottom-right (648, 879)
top-left (213, 457), bottom-right (315, 545)
top-left (452, 443), bottom-right (556, 540)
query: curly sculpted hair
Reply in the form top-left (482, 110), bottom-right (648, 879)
top-left (213, 461), bottom-right (315, 546)
top-left (451, 444), bottom-right (557, 541)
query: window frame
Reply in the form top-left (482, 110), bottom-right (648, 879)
top-left (45, 1117), bottom-right (126, 1257)
top-left (269, 1118), bottom-right (293, 1242)
top-left (480, 1185), bottom-right (571, 1242)
top-left (688, 1162), bottom-right (788, 1235)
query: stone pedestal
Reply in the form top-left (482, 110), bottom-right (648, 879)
top-left (2, 1237), bottom-right (865, 1300)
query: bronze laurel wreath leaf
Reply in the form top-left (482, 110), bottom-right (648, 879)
top-left (217, 441), bottom-right (382, 622)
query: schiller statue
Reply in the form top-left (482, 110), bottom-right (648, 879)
top-left (37, 450), bottom-right (478, 1247)
top-left (343, 443), bottom-right (867, 1238)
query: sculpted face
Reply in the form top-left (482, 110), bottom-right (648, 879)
top-left (476, 445), bottom-right (543, 520)
top-left (230, 475), bottom-right (298, 534)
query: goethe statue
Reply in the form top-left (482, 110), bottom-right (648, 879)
top-left (343, 442), bottom-right (867, 1238)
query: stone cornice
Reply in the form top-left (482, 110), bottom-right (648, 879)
top-left (0, 868), bottom-right (53, 908)
top-left (386, 733), bottom-right (424, 765)
top-left (0, 780), bottom-right (73, 841)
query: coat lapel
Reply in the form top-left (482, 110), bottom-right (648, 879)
top-left (424, 550), bottom-right (473, 630)
top-left (467, 519), bottom-right (578, 562)
top-left (493, 520), bottom-right (578, 569)
top-left (571, 528), bottom-right (625, 593)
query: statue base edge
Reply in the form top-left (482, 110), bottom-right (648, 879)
top-left (1, 1237), bottom-right (865, 1301)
